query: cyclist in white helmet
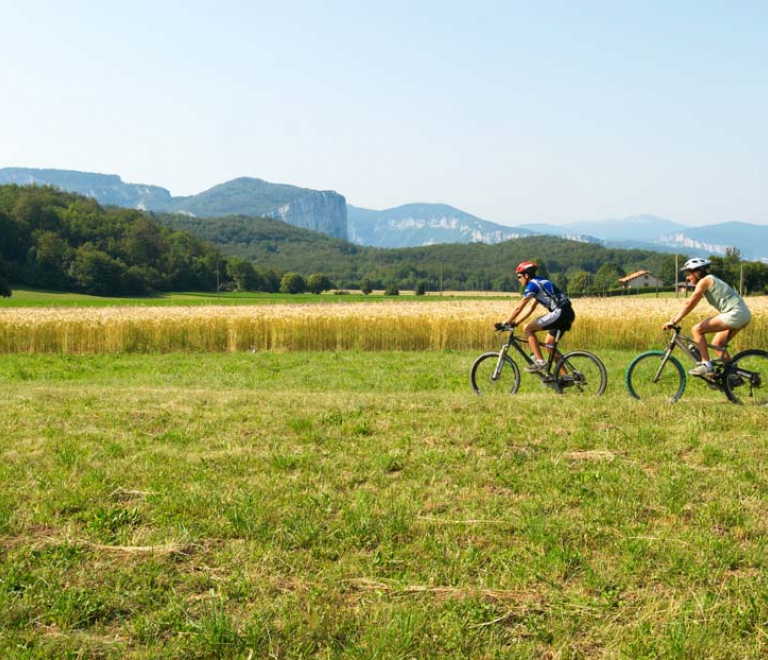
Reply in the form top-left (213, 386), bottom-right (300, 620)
top-left (663, 257), bottom-right (752, 377)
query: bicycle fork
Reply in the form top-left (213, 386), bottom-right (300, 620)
top-left (492, 347), bottom-right (509, 380)
top-left (652, 348), bottom-right (676, 383)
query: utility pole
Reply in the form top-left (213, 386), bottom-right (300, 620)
top-left (740, 262), bottom-right (744, 296)
top-left (675, 254), bottom-right (679, 298)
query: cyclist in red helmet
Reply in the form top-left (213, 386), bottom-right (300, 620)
top-left (499, 261), bottom-right (575, 373)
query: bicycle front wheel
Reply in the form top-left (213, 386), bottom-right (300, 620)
top-left (625, 350), bottom-right (686, 403)
top-left (724, 349), bottom-right (768, 406)
top-left (470, 352), bottom-right (521, 397)
top-left (554, 350), bottom-right (607, 396)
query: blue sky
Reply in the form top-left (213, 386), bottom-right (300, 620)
top-left (2, 1), bottom-right (767, 226)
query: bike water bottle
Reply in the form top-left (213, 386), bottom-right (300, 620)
top-left (688, 344), bottom-right (701, 361)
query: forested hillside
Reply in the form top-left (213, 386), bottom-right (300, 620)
top-left (160, 212), bottom-right (768, 294)
top-left (160, 212), bottom-right (679, 292)
top-left (0, 185), bottom-right (223, 296)
top-left (3, 185), bottom-right (767, 298)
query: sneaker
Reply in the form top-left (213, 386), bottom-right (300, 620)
top-left (688, 362), bottom-right (713, 377)
top-left (526, 359), bottom-right (547, 373)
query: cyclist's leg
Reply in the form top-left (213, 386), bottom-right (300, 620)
top-left (529, 308), bottom-right (566, 368)
top-left (692, 316), bottom-right (731, 363)
top-left (712, 328), bottom-right (735, 361)
top-left (549, 309), bottom-right (573, 374)
top-left (523, 320), bottom-right (544, 361)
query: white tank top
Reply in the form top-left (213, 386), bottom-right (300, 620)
top-left (703, 275), bottom-right (748, 315)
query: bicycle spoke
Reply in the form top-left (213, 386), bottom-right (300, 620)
top-left (725, 350), bottom-right (768, 406)
top-left (470, 353), bottom-right (521, 397)
top-left (626, 351), bottom-right (686, 403)
top-left (556, 351), bottom-right (607, 396)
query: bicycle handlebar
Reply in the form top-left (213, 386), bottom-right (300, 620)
top-left (495, 322), bottom-right (516, 332)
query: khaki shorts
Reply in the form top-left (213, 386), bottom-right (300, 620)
top-left (716, 307), bottom-right (752, 330)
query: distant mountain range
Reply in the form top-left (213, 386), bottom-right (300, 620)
top-left (0, 168), bottom-right (347, 239)
top-left (515, 216), bottom-right (768, 262)
top-left (2, 167), bottom-right (767, 261)
top-left (347, 203), bottom-right (532, 247)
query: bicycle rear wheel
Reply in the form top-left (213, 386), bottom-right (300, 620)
top-left (470, 352), bottom-right (521, 397)
top-left (626, 350), bottom-right (686, 403)
top-left (723, 349), bottom-right (768, 406)
top-left (554, 350), bottom-right (607, 396)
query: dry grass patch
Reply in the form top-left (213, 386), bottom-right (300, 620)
top-left (1, 296), bottom-right (767, 353)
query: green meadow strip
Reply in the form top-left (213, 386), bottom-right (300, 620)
top-left (1, 351), bottom-right (767, 658)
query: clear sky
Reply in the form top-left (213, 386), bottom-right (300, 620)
top-left (2, 0), bottom-right (767, 226)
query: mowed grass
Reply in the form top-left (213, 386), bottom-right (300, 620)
top-left (0, 287), bottom-right (504, 308)
top-left (2, 350), bottom-right (767, 658)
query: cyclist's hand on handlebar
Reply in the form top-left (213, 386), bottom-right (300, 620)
top-left (495, 322), bottom-right (515, 331)
top-left (662, 321), bottom-right (676, 330)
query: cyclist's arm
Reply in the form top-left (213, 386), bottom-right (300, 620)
top-left (505, 296), bottom-right (537, 325)
top-left (663, 278), bottom-right (709, 328)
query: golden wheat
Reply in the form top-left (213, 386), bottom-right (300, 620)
top-left (1, 296), bottom-right (767, 354)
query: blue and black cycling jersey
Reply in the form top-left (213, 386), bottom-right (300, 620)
top-left (522, 277), bottom-right (571, 312)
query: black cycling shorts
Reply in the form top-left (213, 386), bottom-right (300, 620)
top-left (536, 305), bottom-right (575, 333)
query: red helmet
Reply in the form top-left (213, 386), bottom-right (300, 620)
top-left (515, 261), bottom-right (537, 276)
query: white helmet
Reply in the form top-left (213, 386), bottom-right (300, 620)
top-left (681, 257), bottom-right (711, 272)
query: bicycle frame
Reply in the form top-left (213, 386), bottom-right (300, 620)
top-left (492, 328), bottom-right (564, 383)
top-left (658, 326), bottom-right (731, 385)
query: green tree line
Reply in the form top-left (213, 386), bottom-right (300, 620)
top-left (161, 211), bottom-right (765, 295)
top-left (0, 185), bottom-right (225, 296)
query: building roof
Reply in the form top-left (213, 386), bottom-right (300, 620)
top-left (619, 269), bottom-right (652, 283)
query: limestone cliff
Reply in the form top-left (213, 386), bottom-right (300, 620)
top-left (265, 191), bottom-right (348, 239)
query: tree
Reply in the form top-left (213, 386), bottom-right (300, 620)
top-left (280, 272), bottom-right (306, 294)
top-left (530, 258), bottom-right (549, 278)
top-left (226, 257), bottom-right (259, 292)
top-left (306, 273), bottom-right (333, 294)
top-left (594, 262), bottom-right (625, 294)
top-left (568, 270), bottom-right (592, 296)
top-left (360, 278), bottom-right (373, 295)
top-left (0, 255), bottom-right (11, 297)
top-left (658, 255), bottom-right (683, 286)
top-left (68, 246), bottom-right (129, 296)
top-left (256, 268), bottom-right (280, 293)
top-left (414, 280), bottom-right (427, 295)
top-left (384, 283), bottom-right (400, 296)
top-left (28, 231), bottom-right (72, 287)
top-left (122, 216), bottom-right (165, 266)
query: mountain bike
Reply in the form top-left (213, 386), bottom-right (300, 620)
top-left (625, 325), bottom-right (768, 405)
top-left (470, 323), bottom-right (607, 398)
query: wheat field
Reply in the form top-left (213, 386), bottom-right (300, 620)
top-left (1, 296), bottom-right (767, 354)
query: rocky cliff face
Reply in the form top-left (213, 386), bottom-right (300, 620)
top-left (347, 203), bottom-right (531, 248)
top-left (265, 191), bottom-right (348, 240)
top-left (656, 232), bottom-right (730, 256)
top-left (0, 167), bottom-right (172, 209)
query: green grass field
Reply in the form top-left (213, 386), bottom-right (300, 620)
top-left (0, 288), bottom-right (509, 308)
top-left (2, 350), bottom-right (767, 658)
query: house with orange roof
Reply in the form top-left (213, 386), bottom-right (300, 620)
top-left (618, 269), bottom-right (664, 290)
